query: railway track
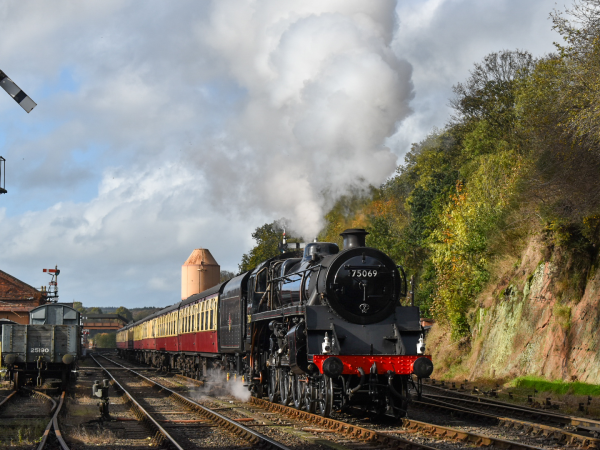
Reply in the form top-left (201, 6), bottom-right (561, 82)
top-left (423, 383), bottom-right (600, 433)
top-left (107, 355), bottom-right (442, 449)
top-left (0, 386), bottom-right (67, 448)
top-left (141, 358), bottom-right (554, 450)
top-left (109, 353), bottom-right (598, 449)
top-left (37, 390), bottom-right (69, 450)
top-left (415, 387), bottom-right (600, 448)
top-left (92, 354), bottom-right (293, 449)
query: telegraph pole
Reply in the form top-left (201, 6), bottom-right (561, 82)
top-left (0, 69), bottom-right (37, 195)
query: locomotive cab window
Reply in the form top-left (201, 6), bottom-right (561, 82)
top-left (254, 267), bottom-right (267, 293)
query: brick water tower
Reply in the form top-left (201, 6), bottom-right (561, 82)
top-left (181, 248), bottom-right (220, 300)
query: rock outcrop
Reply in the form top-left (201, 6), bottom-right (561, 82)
top-left (430, 236), bottom-right (600, 382)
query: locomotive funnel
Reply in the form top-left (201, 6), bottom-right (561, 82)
top-left (340, 229), bottom-right (369, 250)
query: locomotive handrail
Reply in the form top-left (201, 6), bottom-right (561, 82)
top-left (258, 264), bottom-right (323, 310)
top-left (269, 264), bottom-right (322, 284)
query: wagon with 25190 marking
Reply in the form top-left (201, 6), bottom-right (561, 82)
top-left (1, 303), bottom-right (81, 389)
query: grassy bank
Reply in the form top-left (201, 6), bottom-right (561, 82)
top-left (510, 376), bottom-right (600, 396)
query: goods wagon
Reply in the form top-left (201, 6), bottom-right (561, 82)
top-left (2, 304), bottom-right (81, 388)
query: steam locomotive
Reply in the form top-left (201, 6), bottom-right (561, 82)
top-left (117, 229), bottom-right (433, 417)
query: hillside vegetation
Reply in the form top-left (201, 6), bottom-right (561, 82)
top-left (241, 1), bottom-right (600, 347)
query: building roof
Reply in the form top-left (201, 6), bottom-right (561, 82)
top-left (83, 313), bottom-right (129, 323)
top-left (0, 269), bottom-right (44, 302)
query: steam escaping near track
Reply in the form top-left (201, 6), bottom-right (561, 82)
top-left (197, 1), bottom-right (413, 238)
top-left (191, 369), bottom-right (251, 402)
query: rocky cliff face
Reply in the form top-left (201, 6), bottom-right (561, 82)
top-left (429, 236), bottom-right (600, 382)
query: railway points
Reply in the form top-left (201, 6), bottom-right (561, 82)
top-left (0, 386), bottom-right (59, 448)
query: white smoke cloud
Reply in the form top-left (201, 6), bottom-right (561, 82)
top-left (194, 1), bottom-right (414, 238)
top-left (191, 369), bottom-right (251, 402)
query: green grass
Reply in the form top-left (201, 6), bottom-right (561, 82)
top-left (510, 376), bottom-right (600, 396)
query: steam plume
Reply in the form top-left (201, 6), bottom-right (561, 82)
top-left (197, 1), bottom-right (413, 238)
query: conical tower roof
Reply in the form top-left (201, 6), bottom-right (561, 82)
top-left (183, 248), bottom-right (219, 266)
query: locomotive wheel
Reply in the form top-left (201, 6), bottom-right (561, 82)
top-left (268, 367), bottom-right (280, 403)
top-left (292, 374), bottom-right (305, 409)
top-left (303, 379), bottom-right (316, 414)
top-left (317, 375), bottom-right (333, 417)
top-left (279, 369), bottom-right (292, 406)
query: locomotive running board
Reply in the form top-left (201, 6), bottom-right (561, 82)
top-left (249, 305), bottom-right (305, 322)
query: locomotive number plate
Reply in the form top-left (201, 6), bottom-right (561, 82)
top-left (351, 269), bottom-right (378, 278)
top-left (30, 348), bottom-right (50, 353)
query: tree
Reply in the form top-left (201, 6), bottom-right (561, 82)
top-left (450, 50), bottom-right (536, 135)
top-left (115, 306), bottom-right (133, 323)
top-left (132, 307), bottom-right (162, 322)
top-left (72, 302), bottom-right (85, 313)
top-left (238, 220), bottom-right (300, 272)
top-left (94, 332), bottom-right (116, 348)
top-left (551, 0), bottom-right (600, 59)
top-left (220, 270), bottom-right (236, 282)
top-left (87, 307), bottom-right (103, 314)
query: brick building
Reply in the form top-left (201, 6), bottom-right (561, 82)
top-left (0, 269), bottom-right (47, 324)
top-left (83, 313), bottom-right (129, 337)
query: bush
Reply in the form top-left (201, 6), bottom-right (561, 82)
top-left (94, 333), bottom-right (116, 348)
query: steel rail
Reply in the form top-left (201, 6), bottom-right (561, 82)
top-left (30, 389), bottom-right (58, 412)
top-left (37, 391), bottom-right (69, 450)
top-left (425, 392), bottom-right (600, 432)
top-left (414, 397), bottom-right (600, 448)
top-left (248, 396), bottom-right (438, 450)
top-left (401, 417), bottom-right (546, 450)
top-left (91, 354), bottom-right (185, 450)
top-left (171, 370), bottom-right (439, 449)
top-left (0, 390), bottom-right (17, 408)
top-left (424, 384), bottom-right (600, 433)
top-left (94, 354), bottom-right (291, 450)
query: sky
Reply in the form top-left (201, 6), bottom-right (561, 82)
top-left (0, 0), bottom-right (562, 309)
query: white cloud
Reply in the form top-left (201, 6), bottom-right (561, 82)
top-left (0, 0), bottom-right (564, 308)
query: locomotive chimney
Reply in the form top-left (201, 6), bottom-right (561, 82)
top-left (181, 248), bottom-right (220, 300)
top-left (340, 229), bottom-right (369, 250)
